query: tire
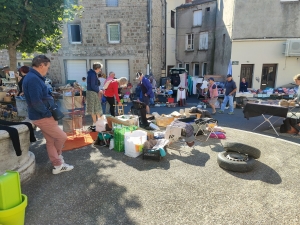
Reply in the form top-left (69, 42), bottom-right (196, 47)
top-left (217, 151), bottom-right (256, 172)
top-left (223, 142), bottom-right (261, 159)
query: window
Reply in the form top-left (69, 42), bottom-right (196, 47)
top-left (68, 24), bottom-right (82, 44)
top-left (186, 34), bottom-right (194, 50)
top-left (194, 63), bottom-right (199, 76)
top-left (199, 32), bottom-right (208, 50)
top-left (107, 24), bottom-right (120, 43)
top-left (185, 63), bottom-right (190, 74)
top-left (206, 7), bottom-right (210, 11)
top-left (171, 10), bottom-right (175, 28)
top-left (178, 63), bottom-right (183, 68)
top-left (17, 61), bottom-right (31, 67)
top-left (202, 62), bottom-right (207, 76)
top-left (193, 10), bottom-right (202, 26)
top-left (106, 0), bottom-right (118, 6)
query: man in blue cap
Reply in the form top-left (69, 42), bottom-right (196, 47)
top-left (218, 74), bottom-right (237, 115)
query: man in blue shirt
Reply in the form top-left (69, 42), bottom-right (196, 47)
top-left (218, 74), bottom-right (237, 115)
top-left (136, 72), bottom-right (154, 114)
top-left (23, 55), bottom-right (74, 174)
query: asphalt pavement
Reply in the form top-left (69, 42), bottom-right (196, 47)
top-left (21, 95), bottom-right (300, 225)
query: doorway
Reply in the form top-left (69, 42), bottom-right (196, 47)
top-left (167, 65), bottom-right (174, 76)
top-left (261, 64), bottom-right (277, 89)
top-left (240, 64), bottom-right (253, 88)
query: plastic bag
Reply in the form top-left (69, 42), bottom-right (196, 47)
top-left (96, 115), bottom-right (107, 132)
top-left (109, 138), bottom-right (114, 150)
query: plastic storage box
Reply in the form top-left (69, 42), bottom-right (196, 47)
top-left (0, 171), bottom-right (22, 210)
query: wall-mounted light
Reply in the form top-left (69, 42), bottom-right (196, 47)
top-left (256, 77), bottom-right (260, 82)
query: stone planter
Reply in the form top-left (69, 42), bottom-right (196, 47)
top-left (0, 124), bottom-right (35, 183)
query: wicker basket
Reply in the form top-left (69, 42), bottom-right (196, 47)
top-left (279, 100), bottom-right (289, 107)
top-left (156, 116), bottom-right (174, 127)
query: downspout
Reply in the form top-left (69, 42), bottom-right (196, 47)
top-left (164, 0), bottom-right (167, 72)
top-left (147, 0), bottom-right (150, 74)
top-left (149, 0), bottom-right (152, 74)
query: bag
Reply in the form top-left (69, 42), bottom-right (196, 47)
top-left (96, 115), bottom-right (108, 132)
top-left (50, 105), bottom-right (64, 121)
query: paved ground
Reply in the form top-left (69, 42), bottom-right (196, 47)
top-left (21, 96), bottom-right (300, 225)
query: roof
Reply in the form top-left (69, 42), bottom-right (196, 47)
top-left (176, 0), bottom-right (216, 10)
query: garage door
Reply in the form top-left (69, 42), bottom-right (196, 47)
top-left (106, 60), bottom-right (129, 80)
top-left (66, 60), bottom-right (87, 83)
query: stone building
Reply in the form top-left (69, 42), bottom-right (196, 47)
top-left (176, 0), bottom-right (217, 76)
top-left (176, 0), bottom-right (300, 89)
top-left (1, 0), bottom-right (166, 85)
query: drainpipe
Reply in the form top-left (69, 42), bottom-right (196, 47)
top-left (164, 0), bottom-right (167, 72)
top-left (149, 0), bottom-right (152, 74)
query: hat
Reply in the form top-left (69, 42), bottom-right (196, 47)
top-left (208, 77), bottom-right (214, 81)
top-left (227, 74), bottom-right (232, 77)
top-left (135, 72), bottom-right (143, 80)
top-left (1, 65), bottom-right (9, 71)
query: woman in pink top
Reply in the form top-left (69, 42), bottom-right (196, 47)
top-left (208, 77), bottom-right (219, 115)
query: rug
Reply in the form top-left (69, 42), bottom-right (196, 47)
top-left (62, 131), bottom-right (98, 151)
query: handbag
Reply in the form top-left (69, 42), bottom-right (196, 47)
top-left (49, 104), bottom-right (64, 121)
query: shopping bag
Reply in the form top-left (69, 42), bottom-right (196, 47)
top-left (96, 115), bottom-right (108, 132)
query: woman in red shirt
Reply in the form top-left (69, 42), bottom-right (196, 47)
top-left (104, 77), bottom-right (128, 116)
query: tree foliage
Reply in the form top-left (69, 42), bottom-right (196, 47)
top-left (0, 0), bottom-right (83, 69)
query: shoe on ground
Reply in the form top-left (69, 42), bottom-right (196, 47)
top-left (228, 112), bottom-right (234, 115)
top-left (218, 110), bottom-right (224, 114)
top-left (225, 107), bottom-right (229, 109)
top-left (211, 112), bottom-right (216, 115)
top-left (52, 163), bottom-right (74, 174)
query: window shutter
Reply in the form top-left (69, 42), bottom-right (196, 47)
top-left (193, 10), bottom-right (202, 26)
top-left (199, 32), bottom-right (208, 50)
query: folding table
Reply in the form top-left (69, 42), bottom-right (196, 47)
top-left (243, 103), bottom-right (288, 136)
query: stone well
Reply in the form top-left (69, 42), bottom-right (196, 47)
top-left (0, 124), bottom-right (35, 183)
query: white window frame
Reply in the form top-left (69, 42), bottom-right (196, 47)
top-left (106, 0), bottom-right (118, 6)
top-left (280, 0), bottom-right (299, 2)
top-left (186, 34), bottom-right (194, 50)
top-left (193, 10), bottom-right (202, 26)
top-left (17, 61), bottom-right (31, 67)
top-left (107, 23), bottom-right (120, 43)
top-left (199, 32), bottom-right (208, 50)
top-left (68, 24), bottom-right (82, 44)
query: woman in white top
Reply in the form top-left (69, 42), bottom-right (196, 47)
top-left (98, 74), bottom-right (106, 100)
top-left (201, 79), bottom-right (208, 95)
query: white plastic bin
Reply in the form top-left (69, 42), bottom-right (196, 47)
top-left (124, 130), bottom-right (147, 158)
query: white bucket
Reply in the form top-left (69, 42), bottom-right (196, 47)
top-left (124, 130), bottom-right (147, 158)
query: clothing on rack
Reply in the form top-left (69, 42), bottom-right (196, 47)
top-left (0, 120), bottom-right (36, 156)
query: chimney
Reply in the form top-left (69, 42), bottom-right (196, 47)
top-left (186, 0), bottom-right (192, 3)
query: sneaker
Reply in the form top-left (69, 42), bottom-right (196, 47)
top-left (59, 155), bottom-right (64, 164)
top-left (52, 163), bottom-right (74, 175)
top-left (228, 112), bottom-right (234, 115)
top-left (218, 110), bottom-right (224, 114)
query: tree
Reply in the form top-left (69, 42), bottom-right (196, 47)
top-left (0, 0), bottom-right (82, 70)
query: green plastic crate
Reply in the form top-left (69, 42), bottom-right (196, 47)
top-left (0, 171), bottom-right (22, 210)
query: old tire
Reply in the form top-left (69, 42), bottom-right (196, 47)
top-left (217, 151), bottom-right (256, 172)
top-left (223, 142), bottom-right (261, 159)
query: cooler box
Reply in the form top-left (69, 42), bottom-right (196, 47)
top-left (0, 171), bottom-right (22, 210)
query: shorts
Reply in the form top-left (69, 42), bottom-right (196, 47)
top-left (209, 97), bottom-right (218, 105)
top-left (142, 95), bottom-right (150, 106)
top-left (82, 91), bottom-right (86, 97)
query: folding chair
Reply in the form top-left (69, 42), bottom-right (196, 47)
top-left (194, 118), bottom-right (218, 141)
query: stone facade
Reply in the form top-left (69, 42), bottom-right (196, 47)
top-left (1, 0), bottom-right (165, 85)
top-left (176, 0), bottom-right (217, 76)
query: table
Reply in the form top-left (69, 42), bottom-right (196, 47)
top-left (243, 103), bottom-right (288, 136)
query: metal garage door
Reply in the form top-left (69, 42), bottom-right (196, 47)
top-left (66, 60), bottom-right (87, 83)
top-left (106, 60), bottom-right (129, 80)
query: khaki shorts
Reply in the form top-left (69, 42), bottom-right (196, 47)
top-left (209, 97), bottom-right (218, 105)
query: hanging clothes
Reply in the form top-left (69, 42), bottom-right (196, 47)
top-left (188, 76), bottom-right (193, 95)
top-left (0, 120), bottom-right (36, 156)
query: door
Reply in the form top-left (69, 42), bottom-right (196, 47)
top-left (240, 64), bottom-right (253, 88)
top-left (106, 60), bottom-right (129, 80)
top-left (261, 64), bottom-right (277, 89)
top-left (66, 60), bottom-right (87, 83)
top-left (167, 65), bottom-right (174, 77)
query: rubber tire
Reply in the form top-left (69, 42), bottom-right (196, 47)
top-left (223, 142), bottom-right (261, 159)
top-left (217, 151), bottom-right (256, 172)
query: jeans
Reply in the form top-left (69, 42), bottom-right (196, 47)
top-left (221, 95), bottom-right (234, 112)
top-left (150, 98), bottom-right (154, 105)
